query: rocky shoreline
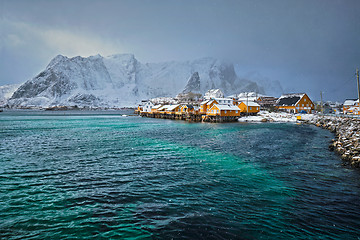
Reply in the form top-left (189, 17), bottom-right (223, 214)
top-left (304, 115), bottom-right (360, 167)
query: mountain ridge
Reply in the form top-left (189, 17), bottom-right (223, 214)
top-left (7, 54), bottom-right (277, 107)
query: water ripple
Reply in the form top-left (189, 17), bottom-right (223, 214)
top-left (1, 112), bottom-right (360, 239)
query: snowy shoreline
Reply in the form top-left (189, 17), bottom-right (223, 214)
top-left (302, 115), bottom-right (360, 167)
top-left (238, 111), bottom-right (314, 123)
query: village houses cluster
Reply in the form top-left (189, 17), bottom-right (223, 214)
top-left (136, 89), bottom-right (322, 122)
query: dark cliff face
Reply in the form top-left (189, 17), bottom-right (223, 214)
top-left (11, 71), bottom-right (77, 99)
top-left (10, 54), bottom-right (111, 103)
top-left (183, 72), bottom-right (200, 93)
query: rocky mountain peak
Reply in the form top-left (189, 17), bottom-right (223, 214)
top-left (182, 72), bottom-right (200, 94)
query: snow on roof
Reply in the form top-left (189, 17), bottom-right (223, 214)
top-left (211, 104), bottom-right (240, 111)
top-left (240, 101), bottom-right (260, 107)
top-left (167, 104), bottom-right (181, 111)
top-left (236, 92), bottom-right (265, 98)
top-left (144, 101), bottom-right (154, 105)
top-left (237, 97), bottom-right (258, 102)
top-left (344, 99), bottom-right (359, 106)
top-left (280, 93), bottom-right (305, 98)
top-left (276, 93), bottom-right (306, 106)
top-left (200, 100), bottom-right (209, 105)
top-left (157, 105), bottom-right (171, 111)
top-left (215, 97), bottom-right (233, 101)
top-left (152, 104), bottom-right (162, 109)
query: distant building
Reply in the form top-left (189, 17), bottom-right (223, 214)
top-left (276, 93), bottom-right (314, 113)
top-left (256, 96), bottom-right (278, 109)
top-left (204, 89), bottom-right (224, 100)
top-left (343, 99), bottom-right (359, 114)
top-left (214, 98), bottom-right (233, 105)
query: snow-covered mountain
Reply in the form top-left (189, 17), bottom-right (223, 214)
top-left (8, 54), bottom-right (268, 108)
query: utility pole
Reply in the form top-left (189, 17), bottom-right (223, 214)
top-left (357, 69), bottom-right (360, 114)
top-left (320, 91), bottom-right (323, 114)
top-left (246, 92), bottom-right (249, 117)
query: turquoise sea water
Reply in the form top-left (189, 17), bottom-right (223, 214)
top-left (1, 110), bottom-right (360, 239)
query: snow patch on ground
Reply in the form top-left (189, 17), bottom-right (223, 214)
top-left (238, 111), bottom-right (316, 123)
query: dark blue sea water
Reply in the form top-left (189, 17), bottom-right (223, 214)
top-left (1, 110), bottom-right (360, 239)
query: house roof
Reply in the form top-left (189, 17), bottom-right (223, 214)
top-left (344, 99), bottom-right (359, 106)
top-left (208, 99), bottom-right (218, 104)
top-left (182, 104), bottom-right (194, 108)
top-left (144, 101), bottom-right (154, 106)
top-left (157, 105), bottom-right (171, 111)
top-left (211, 104), bottom-right (240, 111)
top-left (215, 97), bottom-right (233, 101)
top-left (240, 101), bottom-right (260, 107)
top-left (151, 104), bottom-right (162, 109)
top-left (167, 104), bottom-right (181, 111)
top-left (276, 93), bottom-right (306, 106)
top-left (200, 100), bottom-right (210, 105)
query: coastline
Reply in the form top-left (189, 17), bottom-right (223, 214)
top-left (238, 112), bottom-right (360, 168)
top-left (303, 115), bottom-right (360, 167)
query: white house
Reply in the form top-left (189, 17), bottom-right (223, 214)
top-left (143, 101), bottom-right (155, 112)
top-left (214, 97), bottom-right (233, 105)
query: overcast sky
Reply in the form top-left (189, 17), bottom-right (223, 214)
top-left (1, 0), bottom-right (359, 101)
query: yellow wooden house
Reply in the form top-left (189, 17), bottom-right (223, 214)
top-left (276, 93), bottom-right (314, 113)
top-left (151, 104), bottom-right (163, 113)
top-left (207, 104), bottom-right (241, 117)
top-left (165, 104), bottom-right (181, 114)
top-left (180, 105), bottom-right (195, 114)
top-left (238, 101), bottom-right (260, 114)
top-left (200, 99), bottom-right (218, 114)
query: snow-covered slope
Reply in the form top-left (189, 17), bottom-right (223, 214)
top-left (0, 84), bottom-right (21, 106)
top-left (8, 54), bottom-right (267, 108)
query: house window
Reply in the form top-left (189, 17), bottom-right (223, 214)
top-left (250, 107), bottom-right (252, 110)
top-left (236, 110), bottom-right (238, 113)
top-left (225, 110), bottom-right (227, 113)
top-left (304, 98), bottom-right (306, 102)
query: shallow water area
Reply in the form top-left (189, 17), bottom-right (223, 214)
top-left (1, 110), bottom-right (360, 239)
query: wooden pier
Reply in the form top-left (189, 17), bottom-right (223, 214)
top-left (139, 111), bottom-right (239, 123)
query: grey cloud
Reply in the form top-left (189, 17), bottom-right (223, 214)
top-left (1, 0), bottom-right (359, 101)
